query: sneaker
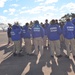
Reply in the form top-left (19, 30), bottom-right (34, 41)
top-left (51, 55), bottom-right (54, 58)
top-left (65, 55), bottom-right (69, 58)
top-left (73, 56), bottom-right (75, 59)
top-left (20, 49), bottom-right (23, 53)
top-left (44, 46), bottom-right (47, 49)
top-left (27, 53), bottom-right (34, 56)
top-left (13, 53), bottom-right (17, 56)
top-left (56, 55), bottom-right (62, 58)
top-left (18, 53), bottom-right (24, 57)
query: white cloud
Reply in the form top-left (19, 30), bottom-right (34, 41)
top-left (9, 0), bottom-right (19, 2)
top-left (0, 15), bottom-right (7, 20)
top-left (5, 17), bottom-right (30, 25)
top-left (3, 10), bottom-right (8, 13)
top-left (40, 6), bottom-right (57, 12)
top-left (39, 0), bottom-right (58, 5)
top-left (0, 15), bottom-right (7, 23)
top-left (45, 0), bottom-right (58, 4)
top-left (29, 13), bottom-right (57, 23)
top-left (20, 6), bottom-right (42, 14)
top-left (0, 0), bottom-right (7, 7)
top-left (27, 6), bottom-right (43, 14)
top-left (35, 0), bottom-right (44, 2)
top-left (14, 14), bottom-right (19, 17)
top-left (60, 2), bottom-right (75, 13)
top-left (11, 4), bottom-right (19, 7)
top-left (8, 8), bottom-right (16, 15)
top-left (21, 7), bottom-right (26, 10)
top-left (20, 5), bottom-right (57, 15)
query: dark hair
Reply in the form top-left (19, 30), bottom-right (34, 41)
top-left (45, 19), bottom-right (48, 22)
top-left (55, 19), bottom-right (58, 23)
top-left (34, 20), bottom-right (39, 24)
top-left (51, 19), bottom-right (55, 24)
top-left (26, 23), bottom-right (29, 26)
top-left (66, 18), bottom-right (70, 21)
top-left (8, 23), bottom-right (12, 26)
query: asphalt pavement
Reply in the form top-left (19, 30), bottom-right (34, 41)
top-left (0, 32), bottom-right (75, 75)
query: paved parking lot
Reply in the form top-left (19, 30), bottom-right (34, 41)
top-left (0, 32), bottom-right (75, 75)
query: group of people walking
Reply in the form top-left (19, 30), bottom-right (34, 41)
top-left (7, 18), bottom-right (75, 59)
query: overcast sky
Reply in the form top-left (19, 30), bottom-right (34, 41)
top-left (0, 0), bottom-right (75, 25)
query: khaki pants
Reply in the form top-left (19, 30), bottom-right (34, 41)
top-left (20, 38), bottom-right (23, 50)
top-left (8, 37), bottom-right (13, 44)
top-left (13, 40), bottom-right (21, 54)
top-left (43, 35), bottom-right (47, 47)
top-left (34, 37), bottom-right (43, 55)
top-left (24, 38), bottom-right (32, 54)
top-left (65, 38), bottom-right (75, 56)
top-left (60, 34), bottom-right (66, 50)
top-left (60, 34), bottom-right (64, 42)
top-left (49, 40), bottom-right (61, 56)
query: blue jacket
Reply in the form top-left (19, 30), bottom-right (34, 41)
top-left (31, 23), bottom-right (44, 38)
top-left (11, 25), bottom-right (21, 41)
top-left (47, 24), bottom-right (62, 40)
top-left (44, 23), bottom-right (49, 35)
top-left (72, 18), bottom-right (75, 25)
top-left (42, 28), bottom-right (46, 37)
top-left (22, 25), bottom-right (31, 38)
top-left (63, 21), bottom-right (75, 39)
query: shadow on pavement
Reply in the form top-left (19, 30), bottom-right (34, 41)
top-left (0, 46), bottom-right (75, 75)
top-left (0, 53), bottom-right (37, 75)
top-left (0, 44), bottom-right (13, 54)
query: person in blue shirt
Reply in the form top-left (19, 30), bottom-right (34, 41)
top-left (63, 18), bottom-right (75, 58)
top-left (41, 22), bottom-right (46, 49)
top-left (44, 19), bottom-right (49, 48)
top-left (47, 19), bottom-right (62, 58)
top-left (11, 22), bottom-right (23, 56)
top-left (20, 26), bottom-right (23, 51)
top-left (59, 22), bottom-right (66, 52)
top-left (22, 23), bottom-right (32, 55)
top-left (71, 18), bottom-right (75, 25)
top-left (31, 20), bottom-right (44, 56)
